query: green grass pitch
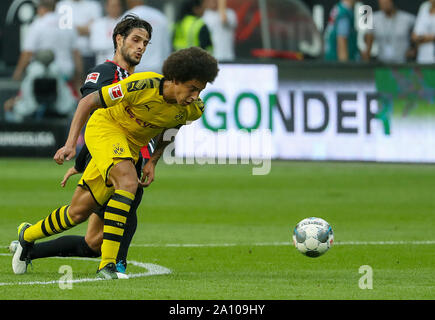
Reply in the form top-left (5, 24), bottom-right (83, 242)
top-left (0, 158), bottom-right (434, 300)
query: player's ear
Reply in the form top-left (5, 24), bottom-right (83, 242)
top-left (115, 34), bottom-right (124, 50)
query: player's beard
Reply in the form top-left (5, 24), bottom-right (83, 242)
top-left (121, 45), bottom-right (141, 67)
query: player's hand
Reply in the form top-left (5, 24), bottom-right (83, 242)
top-left (61, 166), bottom-right (79, 188)
top-left (54, 145), bottom-right (76, 165)
top-left (139, 161), bottom-right (155, 188)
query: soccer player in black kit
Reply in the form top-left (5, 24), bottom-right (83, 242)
top-left (13, 15), bottom-right (153, 274)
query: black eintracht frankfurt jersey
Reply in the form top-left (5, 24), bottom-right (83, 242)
top-left (80, 60), bottom-right (129, 98)
top-left (75, 60), bottom-right (153, 176)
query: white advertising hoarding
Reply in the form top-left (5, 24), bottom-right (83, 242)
top-left (175, 64), bottom-right (435, 163)
top-left (275, 81), bottom-right (435, 162)
top-left (175, 64), bottom-right (278, 161)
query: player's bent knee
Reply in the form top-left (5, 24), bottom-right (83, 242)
top-left (85, 233), bottom-right (103, 253)
top-left (111, 173), bottom-right (138, 194)
top-left (109, 160), bottom-right (138, 193)
top-left (119, 178), bottom-right (138, 194)
top-left (68, 206), bottom-right (92, 224)
top-left (69, 186), bottom-right (100, 224)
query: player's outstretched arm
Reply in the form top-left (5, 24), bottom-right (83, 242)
top-left (54, 91), bottom-right (102, 165)
top-left (60, 166), bottom-right (80, 188)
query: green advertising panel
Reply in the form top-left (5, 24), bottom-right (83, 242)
top-left (375, 67), bottom-right (435, 134)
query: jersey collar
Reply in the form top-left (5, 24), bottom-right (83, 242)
top-left (105, 59), bottom-right (128, 73)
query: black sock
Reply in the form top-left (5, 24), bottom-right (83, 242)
top-left (116, 187), bottom-right (142, 267)
top-left (29, 235), bottom-right (100, 260)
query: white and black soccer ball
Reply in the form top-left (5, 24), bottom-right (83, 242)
top-left (292, 217), bottom-right (334, 258)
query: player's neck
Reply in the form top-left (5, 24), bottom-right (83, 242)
top-left (112, 56), bottom-right (135, 74)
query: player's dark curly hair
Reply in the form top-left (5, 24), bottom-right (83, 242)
top-left (112, 14), bottom-right (153, 52)
top-left (162, 47), bottom-right (219, 84)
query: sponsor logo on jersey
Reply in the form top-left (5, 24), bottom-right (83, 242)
top-left (85, 72), bottom-right (100, 84)
top-left (108, 84), bottom-right (124, 100)
top-left (124, 106), bottom-right (163, 129)
top-left (127, 79), bottom-right (148, 92)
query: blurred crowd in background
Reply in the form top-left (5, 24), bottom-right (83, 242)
top-left (324, 0), bottom-right (435, 64)
top-left (2, 0), bottom-right (435, 122)
top-left (3, 0), bottom-right (238, 122)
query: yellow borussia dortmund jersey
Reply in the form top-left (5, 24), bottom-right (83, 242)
top-left (98, 71), bottom-right (204, 147)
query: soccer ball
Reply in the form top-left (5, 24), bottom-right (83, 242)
top-left (292, 217), bottom-right (334, 258)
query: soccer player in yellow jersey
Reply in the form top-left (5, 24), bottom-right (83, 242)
top-left (14, 47), bottom-right (219, 279)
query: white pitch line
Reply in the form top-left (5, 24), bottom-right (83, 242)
top-left (3, 240), bottom-right (434, 252)
top-left (0, 255), bottom-right (171, 286)
top-left (129, 240), bottom-right (435, 248)
top-left (1, 240), bottom-right (433, 286)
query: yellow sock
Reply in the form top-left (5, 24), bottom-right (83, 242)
top-left (24, 205), bottom-right (76, 242)
top-left (99, 190), bottom-right (135, 270)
